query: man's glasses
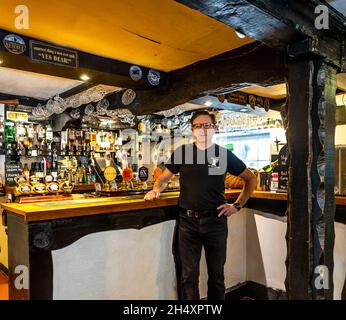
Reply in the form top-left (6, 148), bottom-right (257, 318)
top-left (192, 122), bottom-right (216, 129)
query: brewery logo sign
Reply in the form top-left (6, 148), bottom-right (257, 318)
top-left (129, 65), bottom-right (142, 81)
top-left (147, 69), bottom-right (161, 86)
top-left (3, 34), bottom-right (26, 54)
top-left (139, 167), bottom-right (149, 182)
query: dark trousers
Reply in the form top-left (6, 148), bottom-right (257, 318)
top-left (177, 213), bottom-right (228, 300)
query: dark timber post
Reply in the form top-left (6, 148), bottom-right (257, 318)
top-left (285, 46), bottom-right (337, 299)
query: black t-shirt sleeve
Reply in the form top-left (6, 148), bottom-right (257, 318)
top-left (165, 146), bottom-right (182, 174)
top-left (227, 151), bottom-right (247, 176)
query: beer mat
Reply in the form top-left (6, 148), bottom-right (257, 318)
top-left (16, 194), bottom-right (74, 203)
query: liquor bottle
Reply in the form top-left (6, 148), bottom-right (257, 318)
top-left (17, 141), bottom-right (26, 156)
top-left (261, 159), bottom-right (279, 173)
top-left (0, 116), bottom-right (4, 152)
top-left (68, 128), bottom-right (75, 156)
top-left (81, 130), bottom-right (88, 156)
top-left (4, 122), bottom-right (15, 146)
top-left (90, 130), bottom-right (97, 152)
top-left (26, 125), bottom-right (33, 156)
top-left (23, 163), bottom-right (30, 181)
top-left (75, 130), bottom-right (82, 156)
top-left (99, 130), bottom-right (105, 151)
top-left (46, 124), bottom-right (53, 144)
top-left (36, 124), bottom-right (45, 154)
top-left (82, 166), bottom-right (87, 184)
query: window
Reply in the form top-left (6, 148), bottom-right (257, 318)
top-left (214, 132), bottom-right (271, 170)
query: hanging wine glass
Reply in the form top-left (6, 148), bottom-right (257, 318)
top-left (96, 99), bottom-right (109, 115)
top-left (46, 99), bottom-right (55, 115)
top-left (79, 93), bottom-right (90, 106)
top-left (53, 95), bottom-right (66, 114)
top-left (91, 91), bottom-right (102, 102)
top-left (84, 104), bottom-right (95, 116)
top-left (70, 108), bottom-right (81, 119)
top-left (32, 104), bottom-right (45, 118)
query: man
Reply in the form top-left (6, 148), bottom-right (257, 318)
top-left (144, 110), bottom-right (257, 300)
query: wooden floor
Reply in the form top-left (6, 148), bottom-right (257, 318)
top-left (0, 271), bottom-right (9, 300)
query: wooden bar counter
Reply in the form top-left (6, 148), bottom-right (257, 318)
top-left (1, 190), bottom-right (345, 299)
top-left (1, 190), bottom-right (287, 222)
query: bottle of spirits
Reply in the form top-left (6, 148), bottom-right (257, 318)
top-left (261, 159), bottom-right (279, 173)
top-left (68, 128), bottom-right (75, 157)
top-left (23, 163), bottom-right (30, 181)
top-left (46, 124), bottom-right (53, 144)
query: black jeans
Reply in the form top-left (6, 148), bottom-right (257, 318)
top-left (177, 212), bottom-right (228, 300)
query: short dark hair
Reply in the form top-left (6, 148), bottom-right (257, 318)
top-left (190, 110), bottom-right (216, 125)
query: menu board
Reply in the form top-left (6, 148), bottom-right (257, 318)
top-left (278, 144), bottom-right (289, 192)
top-left (5, 161), bottom-right (22, 186)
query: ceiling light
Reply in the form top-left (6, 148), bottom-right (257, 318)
top-left (204, 101), bottom-right (212, 107)
top-left (80, 74), bottom-right (90, 81)
top-left (235, 31), bottom-right (246, 39)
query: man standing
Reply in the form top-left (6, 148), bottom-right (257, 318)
top-left (144, 110), bottom-right (257, 300)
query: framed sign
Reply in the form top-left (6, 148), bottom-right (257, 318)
top-left (278, 144), bottom-right (289, 192)
top-left (226, 92), bottom-right (248, 106)
top-left (5, 161), bottom-right (22, 187)
top-left (6, 111), bottom-right (28, 122)
top-left (30, 41), bottom-right (79, 68)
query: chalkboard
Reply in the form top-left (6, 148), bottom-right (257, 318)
top-left (5, 161), bottom-right (22, 186)
top-left (278, 144), bottom-right (289, 192)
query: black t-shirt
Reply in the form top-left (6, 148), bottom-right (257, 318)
top-left (165, 143), bottom-right (246, 210)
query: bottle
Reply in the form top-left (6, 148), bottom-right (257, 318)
top-left (46, 124), bottom-right (53, 144)
top-left (4, 122), bottom-right (15, 146)
top-left (68, 128), bottom-right (75, 156)
top-left (75, 130), bottom-right (82, 156)
top-left (23, 163), bottom-right (30, 181)
top-left (261, 159), bottom-right (279, 173)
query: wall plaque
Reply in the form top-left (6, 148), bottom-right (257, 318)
top-left (226, 92), bottom-right (248, 106)
top-left (30, 41), bottom-right (79, 68)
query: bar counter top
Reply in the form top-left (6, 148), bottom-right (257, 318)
top-left (1, 190), bottom-right (345, 222)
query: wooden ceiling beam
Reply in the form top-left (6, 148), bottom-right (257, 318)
top-left (106, 42), bottom-right (285, 115)
top-left (176, 0), bottom-right (346, 69)
top-left (0, 93), bottom-right (44, 107)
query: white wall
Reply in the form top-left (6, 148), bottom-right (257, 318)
top-left (334, 223), bottom-right (346, 299)
top-left (245, 210), bottom-right (346, 299)
top-left (336, 124), bottom-right (346, 146)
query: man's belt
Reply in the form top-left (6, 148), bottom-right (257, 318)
top-left (179, 208), bottom-right (219, 219)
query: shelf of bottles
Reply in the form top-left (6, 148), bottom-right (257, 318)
top-left (3, 117), bottom-right (174, 194)
top-left (3, 120), bottom-right (131, 191)
top-left (4, 120), bottom-right (53, 158)
top-left (61, 128), bottom-right (121, 157)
